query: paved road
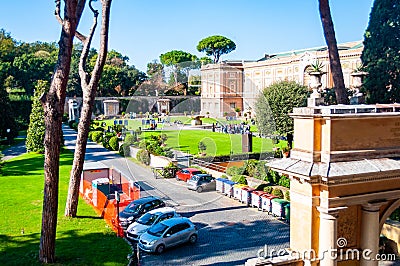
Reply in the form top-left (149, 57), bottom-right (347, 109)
top-left (2, 139), bottom-right (26, 161)
top-left (62, 125), bottom-right (290, 265)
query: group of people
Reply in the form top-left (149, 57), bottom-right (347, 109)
top-left (215, 122), bottom-right (251, 135)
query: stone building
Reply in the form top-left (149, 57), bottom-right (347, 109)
top-left (200, 41), bottom-right (364, 117)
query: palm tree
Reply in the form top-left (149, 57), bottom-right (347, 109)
top-left (318, 0), bottom-right (348, 104)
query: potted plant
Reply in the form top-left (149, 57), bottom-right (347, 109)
top-left (351, 64), bottom-right (368, 90)
top-left (198, 141), bottom-right (207, 156)
top-left (282, 146), bottom-right (291, 158)
top-left (234, 107), bottom-right (241, 117)
top-left (308, 60), bottom-right (326, 95)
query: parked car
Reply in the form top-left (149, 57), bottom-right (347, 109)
top-left (175, 168), bottom-right (203, 182)
top-left (187, 174), bottom-right (216, 193)
top-left (125, 207), bottom-right (180, 242)
top-left (138, 217), bottom-right (198, 254)
top-left (119, 196), bottom-right (165, 231)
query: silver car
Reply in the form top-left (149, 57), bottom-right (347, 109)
top-left (187, 174), bottom-right (216, 193)
top-left (125, 207), bottom-right (179, 242)
top-left (138, 217), bottom-right (198, 254)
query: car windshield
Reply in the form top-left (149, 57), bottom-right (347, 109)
top-left (190, 176), bottom-right (200, 181)
top-left (192, 171), bottom-right (202, 175)
top-left (124, 203), bottom-right (141, 213)
top-left (147, 223), bottom-right (169, 237)
top-left (137, 212), bottom-right (159, 226)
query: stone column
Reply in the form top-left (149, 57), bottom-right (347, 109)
top-left (317, 207), bottom-right (345, 266)
top-left (360, 203), bottom-right (384, 266)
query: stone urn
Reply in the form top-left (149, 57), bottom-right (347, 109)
top-left (307, 71), bottom-right (325, 107)
top-left (309, 71), bottom-right (325, 96)
top-left (350, 71), bottom-right (368, 104)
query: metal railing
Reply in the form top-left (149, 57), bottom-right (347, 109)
top-left (192, 159), bottom-right (227, 173)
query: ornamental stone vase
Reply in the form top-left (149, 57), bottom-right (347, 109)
top-left (307, 71), bottom-right (325, 107)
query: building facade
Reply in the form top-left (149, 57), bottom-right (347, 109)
top-left (200, 41), bottom-right (364, 117)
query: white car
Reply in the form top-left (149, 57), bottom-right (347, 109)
top-left (125, 207), bottom-right (179, 242)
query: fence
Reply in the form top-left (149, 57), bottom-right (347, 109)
top-left (192, 158), bottom-right (228, 172)
top-left (80, 166), bottom-right (140, 236)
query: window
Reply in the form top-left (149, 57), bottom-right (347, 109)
top-left (230, 83), bottom-right (236, 93)
top-left (165, 225), bottom-right (179, 236)
top-left (143, 203), bottom-right (152, 212)
top-left (159, 213), bottom-right (174, 222)
top-left (230, 103), bottom-right (236, 109)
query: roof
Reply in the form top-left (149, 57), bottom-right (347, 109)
top-left (132, 196), bottom-right (160, 204)
top-left (267, 157), bottom-right (400, 180)
top-left (148, 207), bottom-right (175, 214)
top-left (257, 40), bottom-right (363, 62)
top-left (83, 162), bottom-right (109, 170)
top-left (160, 217), bottom-right (191, 226)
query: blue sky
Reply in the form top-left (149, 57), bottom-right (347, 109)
top-left (1, 0), bottom-right (374, 72)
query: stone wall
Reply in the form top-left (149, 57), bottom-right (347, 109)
top-left (129, 146), bottom-right (175, 168)
top-left (64, 96), bottom-right (201, 116)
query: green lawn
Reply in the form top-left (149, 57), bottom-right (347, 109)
top-left (0, 150), bottom-right (130, 265)
top-left (141, 130), bottom-right (276, 156)
top-left (98, 117), bottom-right (280, 156)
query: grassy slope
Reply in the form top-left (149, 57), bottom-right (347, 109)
top-left (141, 130), bottom-right (274, 156)
top-left (0, 150), bottom-right (130, 265)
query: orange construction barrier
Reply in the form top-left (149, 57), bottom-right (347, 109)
top-left (79, 168), bottom-right (140, 236)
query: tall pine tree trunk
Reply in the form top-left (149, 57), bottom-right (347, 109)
top-left (65, 0), bottom-right (112, 217)
top-left (39, 0), bottom-right (85, 263)
top-left (318, 0), bottom-right (349, 104)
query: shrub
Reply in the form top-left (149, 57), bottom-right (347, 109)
top-left (285, 190), bottom-right (290, 201)
top-left (62, 113), bottom-right (69, 122)
top-left (137, 149), bottom-right (150, 165)
top-left (102, 132), bottom-right (115, 150)
top-left (26, 81), bottom-right (48, 153)
top-left (119, 143), bottom-right (131, 157)
top-left (266, 169), bottom-right (281, 184)
top-left (161, 163), bottom-right (180, 178)
top-left (124, 133), bottom-right (137, 145)
top-left (68, 120), bottom-right (75, 129)
top-left (272, 188), bottom-right (284, 199)
top-left (278, 175), bottom-right (290, 188)
top-left (198, 141), bottom-right (207, 153)
top-left (88, 131), bottom-right (94, 141)
top-left (159, 133), bottom-right (168, 144)
top-left (244, 160), bottom-right (257, 176)
top-left (255, 183), bottom-right (269, 191)
top-left (220, 175), bottom-right (229, 179)
top-left (109, 136), bottom-right (119, 151)
top-left (255, 80), bottom-right (308, 136)
top-left (226, 166), bottom-right (245, 177)
top-left (263, 186), bottom-right (273, 194)
top-left (231, 175), bottom-right (247, 185)
top-left (91, 131), bottom-right (103, 143)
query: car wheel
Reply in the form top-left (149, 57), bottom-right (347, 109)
top-left (189, 234), bottom-right (197, 244)
top-left (175, 176), bottom-right (180, 181)
top-left (155, 244), bottom-right (165, 254)
top-left (196, 186), bottom-right (203, 193)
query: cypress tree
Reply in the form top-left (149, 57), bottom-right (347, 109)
top-left (26, 80), bottom-right (48, 153)
top-left (361, 0), bottom-right (400, 103)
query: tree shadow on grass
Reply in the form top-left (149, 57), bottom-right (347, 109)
top-left (1, 150), bottom-right (73, 177)
top-left (0, 230), bottom-right (130, 265)
top-left (1, 156), bottom-right (45, 177)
